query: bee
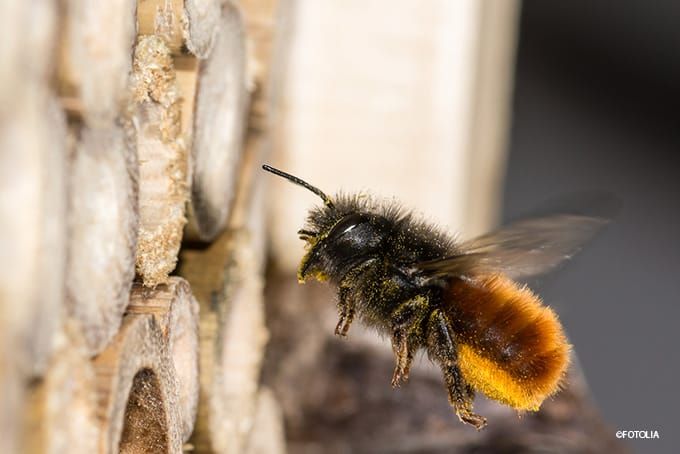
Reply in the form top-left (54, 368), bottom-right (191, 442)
top-left (263, 164), bottom-right (608, 429)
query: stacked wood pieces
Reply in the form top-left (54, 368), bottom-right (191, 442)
top-left (178, 145), bottom-right (270, 453)
top-left (1, 0), bottom-right (283, 451)
top-left (185, 2), bottom-right (250, 242)
top-left (127, 278), bottom-right (200, 442)
top-left (1, 2), bottom-right (67, 453)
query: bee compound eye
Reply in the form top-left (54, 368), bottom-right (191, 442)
top-left (328, 213), bottom-right (369, 239)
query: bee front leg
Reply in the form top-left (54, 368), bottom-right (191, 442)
top-left (335, 285), bottom-right (355, 337)
top-left (335, 260), bottom-right (375, 337)
top-left (390, 295), bottom-right (429, 387)
top-left (426, 309), bottom-right (487, 430)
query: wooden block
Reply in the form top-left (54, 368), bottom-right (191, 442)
top-left (0, 0), bottom-right (57, 111)
top-left (179, 147), bottom-right (268, 453)
top-left (92, 313), bottom-right (183, 454)
top-left (185, 3), bottom-right (250, 242)
top-left (0, 93), bottom-right (67, 376)
top-left (137, 0), bottom-right (220, 58)
top-left (22, 323), bottom-right (99, 454)
top-left (267, 0), bottom-right (520, 271)
top-left (241, 0), bottom-right (282, 128)
top-left (65, 123), bottom-right (139, 355)
top-left (57, 0), bottom-right (138, 126)
top-left (128, 277), bottom-right (201, 442)
top-left (131, 35), bottom-right (190, 287)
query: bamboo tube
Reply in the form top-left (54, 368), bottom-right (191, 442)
top-left (127, 277), bottom-right (200, 442)
top-left (137, 0), bottom-right (221, 58)
top-left (57, 0), bottom-right (138, 125)
top-left (186, 3), bottom-right (249, 242)
top-left (131, 35), bottom-right (190, 287)
top-left (92, 313), bottom-right (183, 454)
top-left (65, 123), bottom-right (139, 355)
top-left (22, 323), bottom-right (99, 454)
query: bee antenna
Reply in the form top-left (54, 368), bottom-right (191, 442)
top-left (262, 164), bottom-right (335, 208)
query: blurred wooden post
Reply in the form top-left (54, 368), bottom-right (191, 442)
top-left (267, 0), bottom-right (520, 272)
top-left (0, 0), bottom-right (66, 389)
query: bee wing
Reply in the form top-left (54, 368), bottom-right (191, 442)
top-left (414, 214), bottom-right (609, 280)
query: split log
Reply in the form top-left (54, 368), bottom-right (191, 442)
top-left (186, 3), bottom-right (250, 241)
top-left (57, 0), bottom-right (138, 125)
top-left (92, 313), bottom-right (183, 454)
top-left (127, 277), bottom-right (200, 442)
top-left (179, 151), bottom-right (268, 453)
top-left (131, 35), bottom-right (190, 287)
top-left (22, 322), bottom-right (99, 454)
top-left (137, 0), bottom-right (220, 58)
top-left (65, 123), bottom-right (139, 355)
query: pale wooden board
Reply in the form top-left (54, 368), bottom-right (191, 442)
top-left (267, 0), bottom-right (520, 271)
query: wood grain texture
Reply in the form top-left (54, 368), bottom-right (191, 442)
top-left (131, 35), bottom-right (190, 287)
top-left (92, 313), bottom-right (182, 454)
top-left (65, 123), bottom-right (139, 355)
top-left (138, 0), bottom-right (220, 58)
top-left (128, 277), bottom-right (201, 442)
top-left (180, 148), bottom-right (269, 453)
top-left (186, 2), bottom-right (249, 241)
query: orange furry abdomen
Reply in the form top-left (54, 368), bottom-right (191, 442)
top-left (445, 274), bottom-right (571, 411)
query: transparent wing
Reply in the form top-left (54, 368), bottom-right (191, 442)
top-left (414, 214), bottom-right (609, 280)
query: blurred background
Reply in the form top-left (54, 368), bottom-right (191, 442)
top-left (505, 2), bottom-right (680, 453)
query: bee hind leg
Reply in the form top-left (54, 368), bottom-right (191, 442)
top-left (426, 309), bottom-right (487, 430)
top-left (389, 295), bottom-right (429, 387)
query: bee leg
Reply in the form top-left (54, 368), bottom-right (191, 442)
top-left (334, 285), bottom-right (355, 337)
top-left (426, 309), bottom-right (487, 430)
top-left (390, 295), bottom-right (429, 387)
top-left (297, 229), bottom-right (317, 240)
top-left (335, 260), bottom-right (374, 336)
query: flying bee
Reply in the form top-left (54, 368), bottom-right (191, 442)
top-left (263, 164), bottom-right (609, 429)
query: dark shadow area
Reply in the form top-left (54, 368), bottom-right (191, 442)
top-left (505, 2), bottom-right (680, 453)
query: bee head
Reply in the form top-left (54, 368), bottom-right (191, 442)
top-left (262, 164), bottom-right (389, 282)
